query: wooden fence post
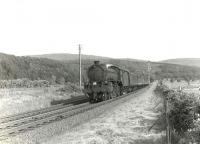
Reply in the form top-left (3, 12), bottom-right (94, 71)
top-left (164, 91), bottom-right (171, 144)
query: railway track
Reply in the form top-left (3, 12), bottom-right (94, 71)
top-left (0, 95), bottom-right (88, 124)
top-left (0, 86), bottom-right (148, 140)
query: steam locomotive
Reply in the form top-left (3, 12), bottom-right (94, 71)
top-left (84, 61), bottom-right (149, 103)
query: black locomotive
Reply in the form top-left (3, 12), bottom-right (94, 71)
top-left (84, 61), bottom-right (149, 103)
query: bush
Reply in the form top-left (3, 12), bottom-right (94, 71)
top-left (56, 82), bottom-right (81, 93)
top-left (0, 79), bottom-right (49, 88)
top-left (155, 83), bottom-right (200, 143)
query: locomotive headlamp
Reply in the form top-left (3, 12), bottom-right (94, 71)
top-left (93, 82), bottom-right (97, 85)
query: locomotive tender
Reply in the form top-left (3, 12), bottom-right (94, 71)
top-left (84, 61), bottom-right (149, 103)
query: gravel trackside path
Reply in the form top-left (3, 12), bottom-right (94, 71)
top-left (42, 83), bottom-right (164, 144)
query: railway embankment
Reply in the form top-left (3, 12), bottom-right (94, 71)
top-left (41, 82), bottom-right (163, 144)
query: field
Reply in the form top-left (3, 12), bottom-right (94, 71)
top-left (163, 80), bottom-right (200, 95)
top-left (0, 84), bottom-right (82, 118)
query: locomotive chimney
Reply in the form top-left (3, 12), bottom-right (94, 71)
top-left (94, 61), bottom-right (100, 65)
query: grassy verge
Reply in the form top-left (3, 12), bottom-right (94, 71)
top-left (0, 83), bottom-right (83, 117)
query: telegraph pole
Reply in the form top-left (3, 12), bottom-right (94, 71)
top-left (142, 71), bottom-right (144, 84)
top-left (147, 61), bottom-right (151, 84)
top-left (79, 44), bottom-right (82, 90)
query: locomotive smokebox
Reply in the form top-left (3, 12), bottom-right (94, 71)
top-left (94, 61), bottom-right (100, 65)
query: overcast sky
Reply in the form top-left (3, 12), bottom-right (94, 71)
top-left (0, 0), bottom-right (200, 61)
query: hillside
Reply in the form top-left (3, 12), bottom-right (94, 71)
top-left (0, 53), bottom-right (78, 83)
top-left (161, 58), bottom-right (200, 68)
top-left (31, 53), bottom-right (146, 63)
top-left (1, 53), bottom-right (200, 83)
top-left (31, 53), bottom-right (110, 62)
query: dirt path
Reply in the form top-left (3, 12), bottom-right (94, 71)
top-left (42, 83), bottom-right (163, 144)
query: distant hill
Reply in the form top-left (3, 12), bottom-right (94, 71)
top-left (1, 52), bottom-right (200, 83)
top-left (31, 53), bottom-right (147, 63)
top-left (118, 58), bottom-right (146, 62)
top-left (161, 58), bottom-right (200, 67)
top-left (31, 53), bottom-right (111, 62)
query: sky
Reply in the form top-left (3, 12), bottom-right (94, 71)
top-left (0, 0), bottom-right (200, 61)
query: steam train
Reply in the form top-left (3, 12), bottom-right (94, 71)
top-left (84, 61), bottom-right (149, 103)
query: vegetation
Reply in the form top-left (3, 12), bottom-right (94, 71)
top-left (0, 53), bottom-right (73, 83)
top-left (1, 53), bottom-right (200, 85)
top-left (0, 79), bottom-right (49, 88)
top-left (155, 83), bottom-right (200, 143)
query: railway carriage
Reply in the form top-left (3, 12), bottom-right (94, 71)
top-left (84, 61), bottom-right (149, 103)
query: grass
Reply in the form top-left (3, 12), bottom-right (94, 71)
top-left (163, 79), bottom-right (200, 98)
top-left (0, 85), bottom-right (82, 118)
